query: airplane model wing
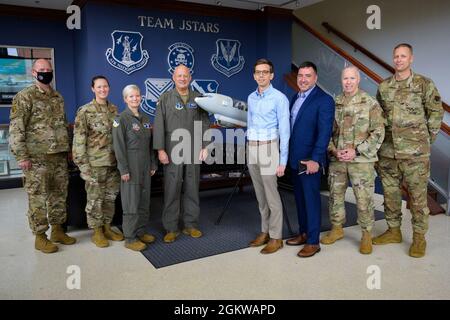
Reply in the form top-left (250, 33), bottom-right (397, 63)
top-left (195, 93), bottom-right (247, 128)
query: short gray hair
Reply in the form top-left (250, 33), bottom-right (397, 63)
top-left (122, 84), bottom-right (140, 99)
top-left (341, 65), bottom-right (360, 79)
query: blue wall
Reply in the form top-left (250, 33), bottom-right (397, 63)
top-left (1, 3), bottom-right (292, 123)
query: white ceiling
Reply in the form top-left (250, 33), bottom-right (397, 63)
top-left (0, 0), bottom-right (73, 10)
top-left (0, 0), bottom-right (323, 11)
top-left (177, 0), bottom-right (323, 10)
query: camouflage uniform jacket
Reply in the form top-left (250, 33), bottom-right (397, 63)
top-left (9, 84), bottom-right (69, 162)
top-left (73, 99), bottom-right (118, 174)
top-left (376, 71), bottom-right (443, 159)
top-left (329, 89), bottom-right (385, 163)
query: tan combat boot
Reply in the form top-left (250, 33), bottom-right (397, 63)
top-left (35, 233), bottom-right (58, 253)
top-left (360, 230), bottom-right (372, 254)
top-left (139, 234), bottom-right (156, 244)
top-left (409, 232), bottom-right (426, 258)
top-left (372, 227), bottom-right (402, 245)
top-left (125, 240), bottom-right (147, 251)
top-left (50, 224), bottom-right (76, 245)
top-left (91, 227), bottom-right (109, 248)
top-left (163, 232), bottom-right (180, 243)
top-left (320, 225), bottom-right (344, 245)
top-left (103, 224), bottom-right (124, 241)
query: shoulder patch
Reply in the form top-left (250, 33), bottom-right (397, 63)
top-left (113, 119), bottom-right (120, 127)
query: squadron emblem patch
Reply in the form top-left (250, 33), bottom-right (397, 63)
top-left (105, 30), bottom-right (149, 75)
top-left (168, 42), bottom-right (195, 75)
top-left (211, 39), bottom-right (245, 78)
top-left (140, 78), bottom-right (174, 117)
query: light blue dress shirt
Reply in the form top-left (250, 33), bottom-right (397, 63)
top-left (290, 85), bottom-right (315, 131)
top-left (247, 84), bottom-right (290, 165)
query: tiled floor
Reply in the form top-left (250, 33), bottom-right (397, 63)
top-left (0, 187), bottom-right (449, 299)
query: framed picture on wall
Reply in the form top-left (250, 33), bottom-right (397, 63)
top-left (0, 45), bottom-right (55, 108)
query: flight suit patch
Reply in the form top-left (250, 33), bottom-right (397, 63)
top-left (175, 102), bottom-right (184, 110)
top-left (132, 123), bottom-right (140, 131)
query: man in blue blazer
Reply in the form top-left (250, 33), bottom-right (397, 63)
top-left (286, 61), bottom-right (335, 257)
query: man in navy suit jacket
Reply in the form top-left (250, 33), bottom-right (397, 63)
top-left (286, 61), bottom-right (335, 257)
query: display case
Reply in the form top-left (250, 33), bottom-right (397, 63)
top-left (0, 124), bottom-right (22, 180)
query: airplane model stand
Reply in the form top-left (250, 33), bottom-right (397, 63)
top-left (215, 164), bottom-right (294, 238)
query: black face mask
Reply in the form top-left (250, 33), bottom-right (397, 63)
top-left (36, 71), bottom-right (53, 85)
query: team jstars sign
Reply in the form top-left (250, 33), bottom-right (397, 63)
top-left (138, 16), bottom-right (220, 33)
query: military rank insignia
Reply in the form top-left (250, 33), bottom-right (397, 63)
top-left (143, 123), bottom-right (151, 129)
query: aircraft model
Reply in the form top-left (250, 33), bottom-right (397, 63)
top-left (194, 93), bottom-right (247, 127)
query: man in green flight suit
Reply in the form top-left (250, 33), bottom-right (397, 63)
top-left (153, 64), bottom-right (210, 243)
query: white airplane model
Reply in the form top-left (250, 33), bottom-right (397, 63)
top-left (195, 93), bottom-right (247, 127)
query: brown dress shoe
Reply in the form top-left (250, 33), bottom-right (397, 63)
top-left (286, 233), bottom-right (307, 246)
top-left (297, 244), bottom-right (321, 258)
top-left (260, 239), bottom-right (283, 254)
top-left (249, 233), bottom-right (269, 247)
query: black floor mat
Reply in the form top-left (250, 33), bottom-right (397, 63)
top-left (141, 186), bottom-right (384, 268)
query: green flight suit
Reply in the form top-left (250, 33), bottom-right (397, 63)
top-left (153, 88), bottom-right (210, 232)
top-left (112, 108), bottom-right (157, 243)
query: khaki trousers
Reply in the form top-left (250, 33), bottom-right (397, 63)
top-left (247, 140), bottom-right (283, 239)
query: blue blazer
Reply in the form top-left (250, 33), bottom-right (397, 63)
top-left (288, 86), bottom-right (335, 170)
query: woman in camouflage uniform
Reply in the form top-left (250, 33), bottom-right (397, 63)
top-left (73, 76), bottom-right (123, 248)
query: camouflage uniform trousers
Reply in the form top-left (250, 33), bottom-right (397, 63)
top-left (377, 157), bottom-right (430, 234)
top-left (23, 153), bottom-right (68, 235)
top-left (328, 161), bottom-right (375, 231)
top-left (84, 166), bottom-right (120, 228)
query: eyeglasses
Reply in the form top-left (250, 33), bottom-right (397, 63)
top-left (254, 70), bottom-right (271, 76)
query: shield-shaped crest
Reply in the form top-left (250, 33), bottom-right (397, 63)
top-left (105, 30), bottom-right (149, 75)
top-left (190, 80), bottom-right (219, 95)
top-left (140, 78), bottom-right (174, 116)
top-left (211, 39), bottom-right (245, 78)
top-left (167, 42), bottom-right (195, 74)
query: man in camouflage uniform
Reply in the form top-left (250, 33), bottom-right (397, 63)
top-left (321, 66), bottom-right (385, 254)
top-left (373, 43), bottom-right (444, 258)
top-left (9, 59), bottom-right (76, 254)
top-left (73, 75), bottom-right (123, 248)
top-left (153, 64), bottom-right (210, 243)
